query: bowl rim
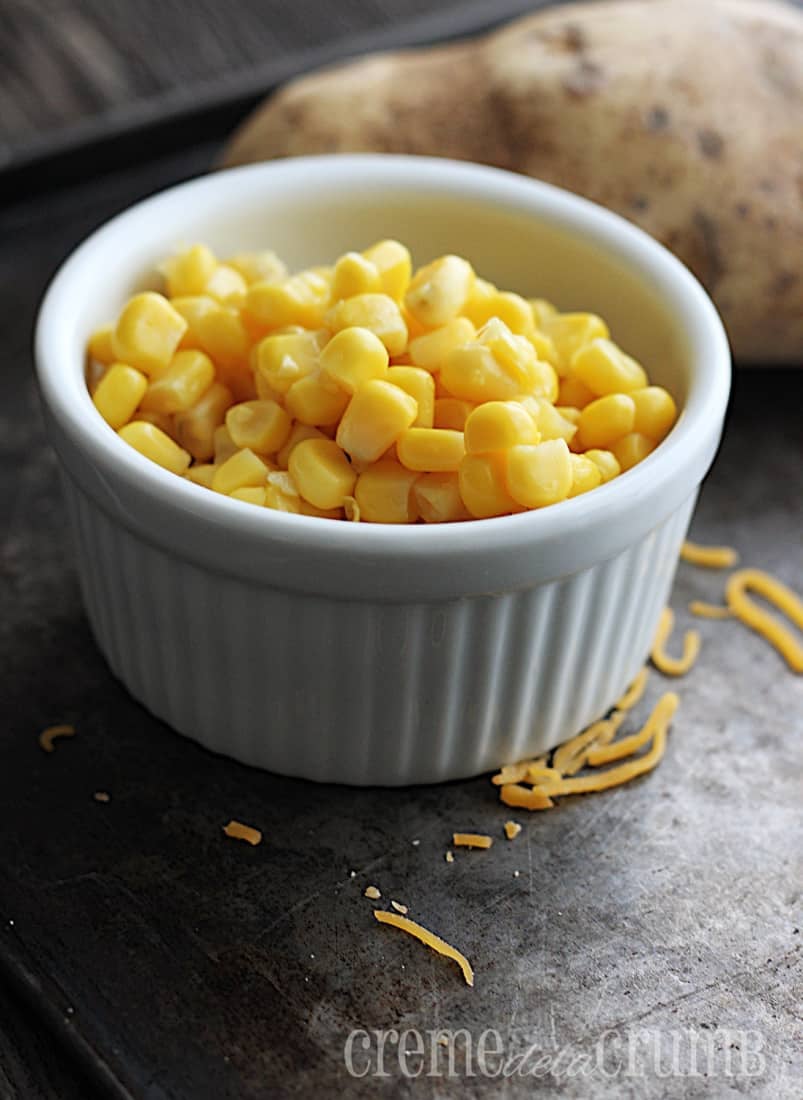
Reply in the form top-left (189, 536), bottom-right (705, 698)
top-left (35, 154), bottom-right (731, 598)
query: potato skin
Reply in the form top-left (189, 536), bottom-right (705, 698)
top-left (223, 0), bottom-right (803, 364)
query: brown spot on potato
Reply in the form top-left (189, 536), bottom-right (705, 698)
top-left (772, 271), bottom-right (798, 295)
top-left (736, 202), bottom-right (751, 219)
top-left (563, 60), bottom-right (605, 97)
top-left (698, 129), bottom-right (724, 159)
top-left (646, 106), bottom-right (670, 131)
top-left (690, 210), bottom-right (725, 290)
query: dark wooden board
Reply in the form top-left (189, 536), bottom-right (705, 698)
top-left (0, 140), bottom-right (801, 1098)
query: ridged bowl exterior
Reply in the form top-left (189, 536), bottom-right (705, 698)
top-left (63, 473), bottom-right (695, 785)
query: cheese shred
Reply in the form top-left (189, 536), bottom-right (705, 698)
top-left (587, 692), bottom-right (679, 766)
top-left (651, 608), bottom-right (701, 676)
top-left (551, 712), bottom-right (624, 777)
top-left (688, 600), bottom-right (732, 620)
top-left (374, 909), bottom-right (474, 987)
top-left (222, 820), bottom-right (262, 846)
top-left (38, 724), bottom-right (75, 753)
top-left (452, 832), bottom-right (493, 849)
top-left (680, 540), bottom-right (739, 569)
top-left (726, 568), bottom-right (803, 673)
top-left (615, 667), bottom-right (650, 711)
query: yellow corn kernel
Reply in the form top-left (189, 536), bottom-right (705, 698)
top-left (387, 366), bottom-right (435, 427)
top-left (631, 386), bottom-right (677, 441)
top-left (433, 397), bottom-right (475, 431)
top-left (528, 298), bottom-right (558, 327)
top-left (459, 453), bottom-right (518, 518)
top-left (246, 271), bottom-right (330, 330)
top-left (286, 372), bottom-right (349, 427)
top-left (136, 409), bottom-right (175, 436)
top-left (408, 317), bottom-right (476, 373)
top-left (397, 428), bottom-right (465, 472)
top-left (325, 293), bottom-right (408, 356)
top-left (320, 327), bottom-right (389, 393)
top-left (362, 240), bottom-right (412, 300)
top-left (226, 251), bottom-right (287, 286)
top-left (92, 363), bottom-right (148, 429)
top-left (570, 338), bottom-right (648, 396)
top-left (611, 432), bottom-right (657, 471)
top-left (558, 375), bottom-right (596, 409)
top-left (440, 319), bottom-right (541, 403)
top-left (163, 244), bottom-right (217, 297)
top-left (506, 439), bottom-right (573, 509)
top-left (462, 290), bottom-right (534, 336)
top-left (288, 438), bottom-right (356, 510)
top-left (213, 425), bottom-right (238, 464)
top-left (118, 421), bottom-right (191, 475)
top-left (528, 330), bottom-right (560, 367)
top-left (254, 372), bottom-right (285, 403)
top-left (264, 482), bottom-right (302, 514)
top-left (464, 401), bottom-right (539, 454)
top-left (230, 486), bottom-right (267, 507)
top-left (543, 312), bottom-right (610, 375)
top-left (533, 400), bottom-right (579, 445)
top-left (577, 393), bottom-right (636, 449)
top-left (336, 380), bottom-right (418, 462)
top-left (461, 278), bottom-right (496, 326)
top-left (413, 472), bottom-right (470, 523)
top-left (225, 400), bottom-right (291, 454)
top-left (568, 453), bottom-right (603, 497)
top-left (140, 349), bottom-right (215, 415)
top-left (173, 381), bottom-right (232, 461)
top-left (211, 448), bottom-right (268, 494)
top-left (256, 329), bottom-right (324, 394)
top-left (170, 295), bottom-right (215, 350)
top-left (112, 292), bottom-right (188, 376)
top-left (276, 423), bottom-right (326, 468)
top-left (405, 255), bottom-right (475, 328)
top-left (184, 463), bottom-right (216, 489)
top-left (584, 448), bottom-right (621, 483)
top-left (87, 326), bottom-right (115, 365)
top-left (354, 460), bottom-right (419, 523)
top-left (86, 360), bottom-right (106, 396)
top-left (331, 252), bottom-right (381, 301)
top-left (204, 263), bottom-right (248, 303)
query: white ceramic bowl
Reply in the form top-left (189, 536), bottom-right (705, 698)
top-left (35, 155), bottom-right (730, 785)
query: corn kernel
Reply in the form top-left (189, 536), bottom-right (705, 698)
top-left (336, 380), bottom-right (418, 462)
top-left (246, 271), bottom-right (330, 330)
top-left (406, 255), bottom-right (474, 328)
top-left (286, 372), bottom-right (349, 426)
top-left (568, 453), bottom-right (603, 497)
top-left (386, 366), bottom-right (434, 427)
top-left (173, 381), bottom-right (232, 461)
top-left (408, 317), bottom-right (476, 373)
top-left (184, 463), bottom-right (216, 488)
top-left (397, 428), bottom-right (465, 472)
top-left (205, 263), bottom-right (248, 303)
top-left (226, 251), bottom-right (287, 285)
top-left (462, 290), bottom-right (535, 336)
top-left (413, 472), bottom-right (470, 523)
top-left (276, 422), bottom-right (326, 468)
top-left (441, 319), bottom-right (541, 403)
top-left (461, 278), bottom-right (496, 326)
top-left (433, 397), bottom-right (475, 430)
top-left (326, 293), bottom-right (408, 356)
top-left (362, 240), bottom-right (412, 300)
top-left (225, 400), bottom-right (291, 454)
top-left (611, 432), bottom-right (657, 471)
top-left (92, 363), bottom-right (148, 429)
top-left (577, 393), bottom-right (636, 449)
top-left (87, 326), bottom-right (115, 365)
top-left (631, 386), bottom-right (677, 441)
top-left (529, 298), bottom-right (558, 327)
top-left (112, 292), bottom-right (188, 376)
top-left (163, 245), bottom-right (217, 297)
top-left (464, 401), bottom-right (539, 454)
top-left (170, 295), bottom-right (215, 350)
top-left (532, 399), bottom-right (579, 445)
top-left (354, 460), bottom-right (419, 523)
top-left (571, 338), bottom-right (648, 396)
top-left (544, 312), bottom-right (610, 375)
top-left (458, 452), bottom-right (518, 518)
top-left (506, 439), bottom-right (573, 509)
top-left (212, 448), bottom-right (268, 494)
top-left (256, 329), bottom-right (324, 394)
top-left (584, 448), bottom-right (621, 483)
top-left (173, 298), bottom-right (250, 373)
top-left (320, 327), bottom-right (389, 393)
top-left (136, 409), bottom-right (175, 436)
top-left (288, 438), bottom-right (356, 510)
top-left (264, 483), bottom-right (302, 514)
top-left (213, 425), bottom-right (238, 464)
top-left (331, 253), bottom-right (381, 301)
top-left (230, 486), bottom-right (267, 506)
top-left (558, 375), bottom-right (596, 409)
top-left (140, 349), bottom-right (215, 415)
top-left (118, 421), bottom-right (191, 475)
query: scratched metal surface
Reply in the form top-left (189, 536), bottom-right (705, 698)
top-left (0, 143), bottom-right (802, 1097)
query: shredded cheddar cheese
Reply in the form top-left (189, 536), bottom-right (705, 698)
top-left (615, 667), bottom-right (650, 711)
top-left (452, 832), bottom-right (493, 849)
top-left (222, 820), bottom-right (262, 845)
top-left (374, 909), bottom-right (474, 987)
top-left (726, 568), bottom-right (803, 673)
top-left (499, 785), bottom-right (555, 811)
top-left (364, 885), bottom-right (381, 900)
top-left (491, 756), bottom-right (548, 786)
top-left (548, 722), bottom-right (670, 795)
top-left (503, 821), bottom-right (522, 840)
top-left (552, 712), bottom-right (624, 777)
top-left (391, 900), bottom-right (408, 914)
top-left (651, 607), bottom-right (701, 676)
top-left (689, 600), bottom-right (732, 620)
top-left (38, 724), bottom-right (75, 753)
top-left (680, 540), bottom-right (739, 569)
top-left (587, 692), bottom-right (679, 766)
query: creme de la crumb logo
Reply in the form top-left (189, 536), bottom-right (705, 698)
top-left (343, 1023), bottom-right (767, 1081)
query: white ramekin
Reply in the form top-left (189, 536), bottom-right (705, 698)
top-left (35, 156), bottom-right (730, 785)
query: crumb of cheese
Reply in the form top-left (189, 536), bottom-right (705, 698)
top-left (93, 791), bottom-right (111, 803)
top-left (222, 820), bottom-right (262, 846)
top-left (391, 900), bottom-right (408, 914)
top-left (38, 724), bottom-right (75, 753)
top-left (364, 885), bottom-right (381, 900)
top-left (452, 832), bottom-right (493, 849)
top-left (503, 821), bottom-right (522, 840)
